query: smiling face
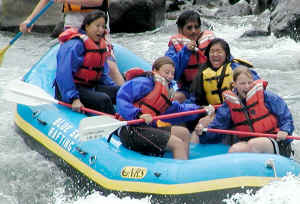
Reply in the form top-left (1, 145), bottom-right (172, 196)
top-left (233, 73), bottom-right (254, 99)
top-left (181, 21), bottom-right (201, 41)
top-left (154, 64), bottom-right (175, 83)
top-left (85, 17), bottom-right (106, 42)
top-left (208, 43), bottom-right (226, 69)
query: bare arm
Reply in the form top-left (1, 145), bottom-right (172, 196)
top-left (64, 0), bottom-right (104, 6)
top-left (19, 0), bottom-right (50, 32)
top-left (24, 0), bottom-right (49, 22)
top-left (19, 0), bottom-right (105, 32)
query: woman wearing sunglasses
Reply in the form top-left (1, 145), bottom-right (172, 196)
top-left (165, 10), bottom-right (215, 104)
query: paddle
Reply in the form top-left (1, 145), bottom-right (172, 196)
top-left (282, 95), bottom-right (300, 101)
top-left (0, 0), bottom-right (54, 65)
top-left (3, 79), bottom-right (114, 117)
top-left (4, 80), bottom-right (220, 141)
top-left (202, 128), bottom-right (300, 140)
top-left (79, 106), bottom-right (220, 141)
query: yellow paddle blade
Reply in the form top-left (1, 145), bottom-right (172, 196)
top-left (0, 44), bottom-right (10, 66)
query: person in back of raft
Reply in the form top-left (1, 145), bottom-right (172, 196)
top-left (165, 10), bottom-right (215, 104)
top-left (116, 56), bottom-right (213, 160)
top-left (54, 11), bottom-right (119, 115)
top-left (193, 66), bottom-right (294, 157)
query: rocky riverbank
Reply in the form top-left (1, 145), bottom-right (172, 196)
top-left (1, 0), bottom-right (300, 41)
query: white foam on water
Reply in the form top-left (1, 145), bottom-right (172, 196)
top-left (55, 192), bottom-right (151, 204)
top-left (74, 194), bottom-right (151, 204)
top-left (223, 173), bottom-right (300, 204)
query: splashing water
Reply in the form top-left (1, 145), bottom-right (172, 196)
top-left (223, 173), bottom-right (300, 204)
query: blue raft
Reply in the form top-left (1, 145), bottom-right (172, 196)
top-left (14, 43), bottom-right (300, 201)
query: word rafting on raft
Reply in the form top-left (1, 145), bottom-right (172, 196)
top-left (48, 118), bottom-right (78, 151)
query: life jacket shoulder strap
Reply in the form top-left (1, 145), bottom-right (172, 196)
top-left (232, 58), bottom-right (253, 68)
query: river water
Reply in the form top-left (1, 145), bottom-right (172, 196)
top-left (1, 15), bottom-right (300, 204)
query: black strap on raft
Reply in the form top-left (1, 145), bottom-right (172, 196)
top-left (107, 129), bottom-right (116, 143)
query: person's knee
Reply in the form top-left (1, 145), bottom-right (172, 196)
top-left (228, 142), bottom-right (250, 153)
top-left (173, 126), bottom-right (190, 142)
top-left (248, 138), bottom-right (274, 153)
top-left (179, 127), bottom-right (190, 138)
top-left (167, 135), bottom-right (189, 160)
top-left (167, 135), bottom-right (185, 150)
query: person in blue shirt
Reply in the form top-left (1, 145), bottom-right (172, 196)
top-left (54, 11), bottom-right (119, 114)
top-left (165, 10), bottom-right (215, 103)
top-left (20, 0), bottom-right (125, 86)
top-left (193, 66), bottom-right (294, 157)
top-left (116, 56), bottom-right (213, 159)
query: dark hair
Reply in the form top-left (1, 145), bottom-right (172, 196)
top-left (191, 38), bottom-right (232, 106)
top-left (176, 10), bottom-right (201, 30)
top-left (152, 56), bottom-right (175, 71)
top-left (204, 38), bottom-right (231, 67)
top-left (80, 10), bottom-right (107, 31)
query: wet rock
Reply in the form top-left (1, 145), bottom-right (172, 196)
top-left (0, 0), bottom-right (63, 33)
top-left (167, 0), bottom-right (184, 12)
top-left (249, 0), bottom-right (274, 15)
top-left (240, 9), bottom-right (271, 38)
top-left (215, 0), bottom-right (252, 17)
top-left (109, 0), bottom-right (165, 33)
top-left (50, 21), bottom-right (64, 38)
top-left (240, 30), bottom-right (270, 37)
top-left (193, 0), bottom-right (230, 8)
top-left (0, 0), bottom-right (166, 34)
top-left (270, 0), bottom-right (300, 41)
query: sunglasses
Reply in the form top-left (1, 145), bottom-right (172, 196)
top-left (186, 25), bottom-right (200, 30)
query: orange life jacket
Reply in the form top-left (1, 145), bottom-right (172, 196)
top-left (58, 28), bottom-right (108, 86)
top-left (63, 0), bottom-right (109, 13)
top-left (223, 80), bottom-right (278, 137)
top-left (124, 67), bottom-right (145, 81)
top-left (134, 74), bottom-right (173, 116)
top-left (168, 30), bottom-right (215, 85)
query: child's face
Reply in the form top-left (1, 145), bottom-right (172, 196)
top-left (233, 73), bottom-right (254, 98)
top-left (85, 17), bottom-right (106, 42)
top-left (154, 64), bottom-right (175, 83)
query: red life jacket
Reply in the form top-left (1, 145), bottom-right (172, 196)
top-left (124, 67), bottom-right (145, 81)
top-left (223, 80), bottom-right (278, 137)
top-left (58, 28), bottom-right (108, 87)
top-left (168, 30), bottom-right (215, 85)
top-left (134, 74), bottom-right (173, 116)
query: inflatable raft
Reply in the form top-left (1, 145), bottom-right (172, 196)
top-left (13, 43), bottom-right (300, 203)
